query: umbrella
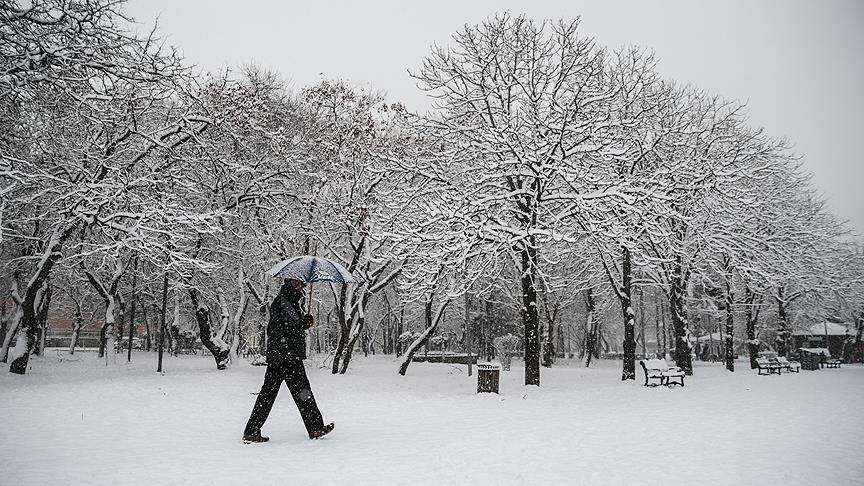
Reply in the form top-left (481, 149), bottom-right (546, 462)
top-left (268, 256), bottom-right (354, 283)
top-left (268, 256), bottom-right (355, 309)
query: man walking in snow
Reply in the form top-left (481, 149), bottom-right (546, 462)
top-left (242, 278), bottom-right (334, 443)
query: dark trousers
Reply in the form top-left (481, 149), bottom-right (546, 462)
top-left (244, 359), bottom-right (324, 436)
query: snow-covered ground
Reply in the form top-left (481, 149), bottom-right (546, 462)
top-left (1, 351), bottom-right (861, 486)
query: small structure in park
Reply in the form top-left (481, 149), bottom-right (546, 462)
top-left (798, 347), bottom-right (842, 370)
top-left (791, 322), bottom-right (852, 361)
top-left (691, 332), bottom-right (743, 362)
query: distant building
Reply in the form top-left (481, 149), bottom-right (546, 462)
top-left (690, 332), bottom-right (744, 361)
top-left (791, 322), bottom-right (852, 360)
top-left (42, 307), bottom-right (148, 349)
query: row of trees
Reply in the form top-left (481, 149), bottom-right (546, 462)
top-left (2, 4), bottom-right (862, 385)
top-left (384, 14), bottom-right (863, 383)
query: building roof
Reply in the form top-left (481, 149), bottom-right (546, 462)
top-left (690, 332), bottom-right (741, 343)
top-left (791, 322), bottom-right (850, 336)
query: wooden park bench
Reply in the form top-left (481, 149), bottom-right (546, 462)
top-left (756, 357), bottom-right (781, 375)
top-left (823, 358), bottom-right (842, 369)
top-left (639, 358), bottom-right (685, 387)
top-left (411, 352), bottom-right (477, 365)
top-left (775, 356), bottom-right (800, 373)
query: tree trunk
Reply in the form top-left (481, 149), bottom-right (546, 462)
top-left (7, 329), bottom-right (31, 374)
top-left (170, 293), bottom-right (181, 357)
top-left (225, 270), bottom-right (250, 363)
top-left (10, 220), bottom-right (78, 374)
top-left (670, 256), bottom-right (693, 375)
top-left (398, 323), bottom-right (435, 376)
top-left (654, 293), bottom-right (663, 359)
top-left (638, 285), bottom-right (647, 358)
top-left (423, 298), bottom-right (432, 357)
top-left (115, 296), bottom-right (125, 358)
top-left (395, 306), bottom-right (404, 357)
top-left (338, 315), bottom-right (365, 374)
top-left (126, 258), bottom-right (138, 362)
top-left (464, 292), bottom-right (472, 376)
top-left (331, 285), bottom-right (351, 374)
top-left (35, 285), bottom-right (51, 356)
top-left (380, 297), bottom-right (389, 355)
top-left (157, 272), bottom-right (168, 372)
top-left (584, 288), bottom-right (598, 368)
top-left (98, 323), bottom-right (107, 358)
top-left (170, 321), bottom-right (181, 356)
top-left (339, 290), bottom-right (375, 374)
top-left (723, 277), bottom-right (735, 372)
top-left (659, 297), bottom-right (669, 356)
top-left (855, 311), bottom-right (863, 345)
top-left (69, 307), bottom-right (83, 355)
top-left (245, 277), bottom-right (270, 357)
top-left (398, 298), bottom-right (450, 376)
top-left (775, 287), bottom-right (790, 357)
top-left (541, 301), bottom-right (558, 368)
top-left (481, 300), bottom-right (490, 361)
top-left (83, 261), bottom-right (128, 366)
top-left (520, 243), bottom-right (541, 386)
top-left (164, 319), bottom-right (173, 357)
top-left (331, 328), bottom-right (348, 374)
top-left (558, 325), bottom-right (565, 358)
top-left (10, 280), bottom-right (49, 373)
top-left (853, 310), bottom-right (863, 363)
top-left (0, 301), bottom-right (6, 355)
top-left (189, 289), bottom-right (230, 370)
top-left (116, 298), bottom-right (124, 356)
top-left (142, 304), bottom-right (151, 352)
top-left (620, 247), bottom-right (636, 381)
top-left (745, 287), bottom-right (761, 369)
top-left (102, 295), bottom-right (118, 365)
top-left (1, 282), bottom-right (24, 363)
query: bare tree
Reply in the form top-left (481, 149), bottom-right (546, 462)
top-left (408, 14), bottom-right (625, 386)
top-left (82, 258), bottom-right (129, 364)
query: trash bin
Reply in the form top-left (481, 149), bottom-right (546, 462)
top-left (798, 348), bottom-right (821, 371)
top-left (477, 362), bottom-right (501, 393)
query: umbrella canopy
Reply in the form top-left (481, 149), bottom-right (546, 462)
top-left (268, 256), bottom-right (355, 283)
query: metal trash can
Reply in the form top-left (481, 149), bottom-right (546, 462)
top-left (477, 362), bottom-right (501, 393)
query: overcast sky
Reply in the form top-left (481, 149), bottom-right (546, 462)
top-left (127, 0), bottom-right (864, 235)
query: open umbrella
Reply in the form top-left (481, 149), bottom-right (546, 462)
top-left (268, 256), bottom-right (354, 283)
top-left (268, 256), bottom-right (355, 309)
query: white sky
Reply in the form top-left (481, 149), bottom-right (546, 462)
top-left (126, 0), bottom-right (864, 235)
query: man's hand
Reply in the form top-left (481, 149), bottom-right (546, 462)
top-left (303, 314), bottom-right (314, 329)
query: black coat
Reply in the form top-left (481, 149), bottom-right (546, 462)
top-left (266, 293), bottom-right (307, 363)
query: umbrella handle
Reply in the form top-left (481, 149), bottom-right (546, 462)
top-left (306, 282), bottom-right (314, 319)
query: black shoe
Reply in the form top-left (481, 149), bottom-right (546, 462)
top-left (309, 422), bottom-right (334, 440)
top-left (242, 432), bottom-right (270, 444)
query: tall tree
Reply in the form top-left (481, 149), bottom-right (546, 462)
top-left (409, 14), bottom-right (625, 386)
